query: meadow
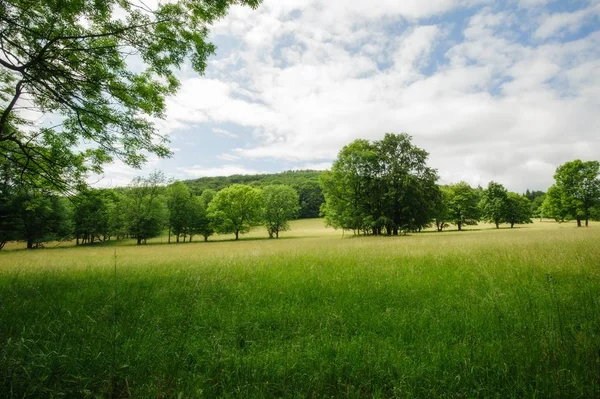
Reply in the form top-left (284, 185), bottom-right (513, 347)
top-left (1, 219), bottom-right (599, 397)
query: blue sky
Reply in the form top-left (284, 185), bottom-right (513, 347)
top-left (94, 0), bottom-right (600, 192)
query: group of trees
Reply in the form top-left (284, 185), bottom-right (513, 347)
top-left (541, 160), bottom-right (600, 226)
top-left (320, 133), bottom-right (599, 235)
top-left (0, 170), bottom-right (301, 249)
top-left (184, 170), bottom-right (324, 219)
top-left (2, 130), bottom-right (598, 248)
top-left (432, 181), bottom-right (532, 232)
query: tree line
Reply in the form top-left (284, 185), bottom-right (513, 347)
top-left (319, 133), bottom-right (600, 235)
top-left (1, 133), bottom-right (598, 249)
top-left (0, 170), bottom-right (300, 249)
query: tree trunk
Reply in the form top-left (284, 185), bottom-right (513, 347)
top-left (577, 218), bottom-right (582, 227)
top-left (276, 230), bottom-right (279, 238)
top-left (204, 235), bottom-right (208, 242)
top-left (457, 222), bottom-right (462, 231)
top-left (511, 222), bottom-right (514, 228)
top-left (137, 237), bottom-right (142, 245)
top-left (27, 239), bottom-right (33, 249)
top-left (235, 230), bottom-right (239, 240)
top-left (176, 234), bottom-right (179, 243)
top-left (495, 221), bottom-right (499, 229)
top-left (168, 227), bottom-right (171, 244)
top-left (189, 234), bottom-right (193, 242)
top-left (76, 236), bottom-right (79, 245)
top-left (585, 218), bottom-right (589, 227)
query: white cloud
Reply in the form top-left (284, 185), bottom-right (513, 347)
top-left (213, 128), bottom-right (239, 138)
top-left (103, 1), bottom-right (600, 192)
top-left (534, 4), bottom-right (600, 39)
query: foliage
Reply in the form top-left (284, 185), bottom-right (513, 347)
top-left (320, 133), bottom-right (439, 235)
top-left (124, 171), bottom-right (168, 244)
top-left (17, 191), bottom-right (73, 248)
top-left (73, 189), bottom-right (111, 244)
top-left (549, 160), bottom-right (600, 227)
top-left (185, 170), bottom-right (324, 219)
top-left (262, 185), bottom-right (299, 238)
top-left (167, 181), bottom-right (192, 242)
top-left (0, 0), bottom-right (261, 190)
top-left (207, 184), bottom-right (264, 240)
top-left (480, 181), bottom-right (508, 228)
top-left (504, 192), bottom-right (532, 228)
top-left (445, 182), bottom-right (480, 231)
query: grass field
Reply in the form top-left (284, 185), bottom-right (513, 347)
top-left (1, 219), bottom-right (599, 397)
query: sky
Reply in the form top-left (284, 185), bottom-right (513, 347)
top-left (92, 0), bottom-right (600, 193)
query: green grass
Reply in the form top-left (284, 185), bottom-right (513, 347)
top-left (1, 220), bottom-right (599, 397)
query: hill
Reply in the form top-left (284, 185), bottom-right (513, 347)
top-left (183, 170), bottom-right (325, 219)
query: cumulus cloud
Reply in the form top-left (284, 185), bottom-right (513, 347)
top-left (97, 0), bottom-right (600, 192)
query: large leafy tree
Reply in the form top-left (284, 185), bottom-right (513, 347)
top-left (263, 184), bottom-right (299, 238)
top-left (504, 192), bottom-right (532, 228)
top-left (207, 184), bottom-right (263, 240)
top-left (0, 0), bottom-right (261, 190)
top-left (480, 181), bottom-right (508, 228)
top-left (320, 133), bottom-right (439, 235)
top-left (551, 160), bottom-right (600, 227)
top-left (445, 182), bottom-right (480, 231)
top-left (167, 181), bottom-right (192, 243)
top-left (124, 171), bottom-right (168, 245)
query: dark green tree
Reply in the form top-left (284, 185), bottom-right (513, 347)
top-left (125, 171), bottom-right (168, 245)
top-left (504, 192), bottom-right (532, 228)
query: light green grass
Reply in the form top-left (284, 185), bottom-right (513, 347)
top-left (1, 220), bottom-right (599, 397)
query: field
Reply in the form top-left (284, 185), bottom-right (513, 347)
top-left (1, 219), bottom-right (599, 397)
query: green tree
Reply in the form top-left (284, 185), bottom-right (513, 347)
top-left (504, 192), bottom-right (532, 228)
top-left (320, 133), bottom-right (439, 235)
top-left (73, 189), bottom-right (111, 244)
top-left (207, 184), bottom-right (263, 240)
top-left (0, 0), bottom-right (261, 190)
top-left (446, 182), bottom-right (480, 231)
top-left (541, 185), bottom-right (570, 222)
top-left (197, 189), bottom-right (216, 241)
top-left (167, 181), bottom-right (192, 243)
top-left (125, 171), bottom-right (168, 245)
top-left (263, 185), bottom-right (299, 238)
top-left (18, 192), bottom-right (72, 249)
top-left (551, 160), bottom-right (600, 227)
top-left (480, 181), bottom-right (508, 228)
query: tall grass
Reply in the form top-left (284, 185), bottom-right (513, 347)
top-left (1, 221), bottom-right (599, 397)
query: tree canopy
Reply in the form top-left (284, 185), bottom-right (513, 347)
top-left (320, 133), bottom-right (439, 235)
top-left (0, 0), bottom-right (261, 190)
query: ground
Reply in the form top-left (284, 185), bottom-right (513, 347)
top-left (1, 219), bottom-right (599, 397)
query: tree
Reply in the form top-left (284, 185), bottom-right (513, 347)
top-left (124, 171), bottom-right (168, 245)
top-left (207, 184), bottom-right (263, 240)
top-left (320, 133), bottom-right (439, 235)
top-left (167, 181), bottom-right (192, 243)
top-left (263, 185), bottom-right (299, 238)
top-left (198, 189), bottom-right (216, 241)
top-left (0, 0), bottom-right (261, 190)
top-left (542, 185), bottom-right (571, 222)
top-left (73, 189), bottom-right (110, 244)
top-left (445, 182), bottom-right (480, 231)
top-left (551, 160), bottom-right (600, 227)
top-left (18, 192), bottom-right (72, 248)
top-left (504, 192), bottom-right (532, 228)
top-left (480, 181), bottom-right (508, 228)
